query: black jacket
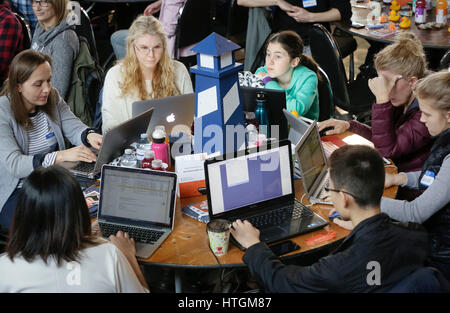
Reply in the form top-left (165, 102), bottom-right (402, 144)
top-left (272, 0), bottom-right (352, 44)
top-left (243, 213), bottom-right (429, 292)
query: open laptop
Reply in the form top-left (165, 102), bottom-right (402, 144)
top-left (240, 86), bottom-right (288, 140)
top-left (98, 165), bottom-right (177, 258)
top-left (60, 108), bottom-right (154, 179)
top-left (132, 93), bottom-right (195, 136)
top-left (295, 120), bottom-right (332, 205)
top-left (204, 139), bottom-right (328, 249)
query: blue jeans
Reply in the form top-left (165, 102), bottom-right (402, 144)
top-left (0, 189), bottom-right (20, 231)
top-left (110, 29), bottom-right (129, 60)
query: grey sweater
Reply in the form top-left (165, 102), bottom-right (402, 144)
top-left (31, 20), bottom-right (79, 99)
top-left (381, 155), bottom-right (450, 224)
top-left (0, 93), bottom-right (88, 212)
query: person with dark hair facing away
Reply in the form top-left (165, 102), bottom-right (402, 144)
top-left (255, 30), bottom-right (320, 120)
top-left (0, 49), bottom-right (103, 230)
top-left (231, 145), bottom-right (429, 292)
top-left (0, 0), bottom-right (24, 86)
top-left (0, 165), bottom-right (149, 292)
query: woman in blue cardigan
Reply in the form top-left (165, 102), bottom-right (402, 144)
top-left (255, 30), bottom-right (320, 120)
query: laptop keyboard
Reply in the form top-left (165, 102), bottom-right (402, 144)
top-left (73, 161), bottom-right (96, 173)
top-left (242, 200), bottom-right (314, 229)
top-left (100, 223), bottom-right (164, 244)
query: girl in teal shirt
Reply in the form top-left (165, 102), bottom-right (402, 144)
top-left (255, 31), bottom-right (320, 120)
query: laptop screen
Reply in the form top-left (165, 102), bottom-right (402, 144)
top-left (206, 144), bottom-right (293, 216)
top-left (296, 125), bottom-right (327, 192)
top-left (99, 166), bottom-right (176, 227)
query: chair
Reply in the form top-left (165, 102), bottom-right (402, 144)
top-left (386, 267), bottom-right (450, 293)
top-left (333, 28), bottom-right (357, 82)
top-left (14, 13), bottom-right (32, 49)
top-left (73, 7), bottom-right (100, 66)
top-left (310, 23), bottom-right (374, 123)
top-left (174, 0), bottom-right (213, 60)
top-left (317, 66), bottom-right (334, 122)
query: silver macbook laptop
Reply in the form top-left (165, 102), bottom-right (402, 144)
top-left (295, 120), bottom-right (332, 205)
top-left (98, 165), bottom-right (177, 258)
top-left (60, 108), bottom-right (154, 179)
top-left (132, 93), bottom-right (195, 136)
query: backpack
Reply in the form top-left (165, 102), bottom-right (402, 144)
top-left (66, 36), bottom-right (104, 127)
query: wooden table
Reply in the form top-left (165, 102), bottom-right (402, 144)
top-left (136, 132), bottom-right (399, 292)
top-left (334, 0), bottom-right (450, 49)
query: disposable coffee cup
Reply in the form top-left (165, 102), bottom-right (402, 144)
top-left (206, 219), bottom-right (231, 256)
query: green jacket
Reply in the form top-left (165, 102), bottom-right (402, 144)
top-left (256, 65), bottom-right (319, 120)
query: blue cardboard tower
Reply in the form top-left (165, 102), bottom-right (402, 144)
top-left (190, 32), bottom-right (246, 155)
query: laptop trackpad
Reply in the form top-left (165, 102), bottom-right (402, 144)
top-left (260, 226), bottom-right (287, 242)
top-left (135, 242), bottom-right (155, 259)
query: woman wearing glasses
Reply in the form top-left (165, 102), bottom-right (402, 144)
top-left (30, 0), bottom-right (78, 100)
top-left (318, 33), bottom-right (433, 174)
top-left (101, 15), bottom-right (193, 133)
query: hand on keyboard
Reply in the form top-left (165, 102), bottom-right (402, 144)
top-left (109, 230), bottom-right (136, 259)
top-left (230, 219), bottom-right (261, 250)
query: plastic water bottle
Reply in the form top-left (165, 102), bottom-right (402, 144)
top-left (151, 128), bottom-right (170, 166)
top-left (246, 124), bottom-right (258, 147)
top-left (415, 0), bottom-right (427, 23)
top-left (436, 0), bottom-right (447, 23)
top-left (141, 149), bottom-right (155, 169)
top-left (136, 133), bottom-right (150, 167)
top-left (254, 91), bottom-right (270, 138)
top-left (120, 149), bottom-right (137, 168)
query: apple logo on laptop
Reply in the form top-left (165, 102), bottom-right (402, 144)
top-left (166, 113), bottom-right (175, 123)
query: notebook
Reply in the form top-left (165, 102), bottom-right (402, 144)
top-left (204, 139), bottom-right (328, 249)
top-left (240, 86), bottom-right (288, 140)
top-left (98, 165), bottom-right (177, 259)
top-left (60, 108), bottom-right (154, 179)
top-left (132, 93), bottom-right (195, 136)
top-left (295, 120), bottom-right (333, 205)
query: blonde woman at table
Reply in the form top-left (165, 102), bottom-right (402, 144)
top-left (0, 166), bottom-right (149, 293)
top-left (319, 33), bottom-right (433, 173)
top-left (102, 15), bottom-right (193, 133)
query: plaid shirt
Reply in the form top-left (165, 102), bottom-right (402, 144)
top-left (0, 2), bottom-right (23, 83)
top-left (9, 0), bottom-right (37, 34)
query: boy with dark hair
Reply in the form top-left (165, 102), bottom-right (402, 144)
top-left (231, 145), bottom-right (429, 292)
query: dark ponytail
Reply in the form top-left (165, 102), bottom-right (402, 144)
top-left (266, 30), bottom-right (322, 81)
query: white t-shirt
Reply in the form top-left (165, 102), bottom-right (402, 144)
top-left (101, 60), bottom-right (194, 133)
top-left (0, 242), bottom-right (148, 293)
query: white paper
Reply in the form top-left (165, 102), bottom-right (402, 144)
top-left (220, 52), bottom-right (233, 68)
top-left (225, 157), bottom-right (249, 187)
top-left (197, 85), bottom-right (218, 118)
top-left (223, 82), bottom-right (240, 123)
top-left (200, 54), bottom-right (214, 69)
top-left (343, 134), bottom-right (374, 147)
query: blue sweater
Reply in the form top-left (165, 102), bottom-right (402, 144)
top-left (256, 65), bottom-right (319, 120)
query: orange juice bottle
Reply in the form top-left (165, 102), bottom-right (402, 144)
top-left (436, 0), bottom-right (448, 23)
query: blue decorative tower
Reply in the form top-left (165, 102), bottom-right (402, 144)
top-left (190, 33), bottom-right (246, 156)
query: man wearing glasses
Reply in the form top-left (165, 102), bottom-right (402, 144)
top-left (231, 145), bottom-right (430, 292)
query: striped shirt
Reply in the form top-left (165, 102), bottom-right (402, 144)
top-left (17, 110), bottom-right (58, 188)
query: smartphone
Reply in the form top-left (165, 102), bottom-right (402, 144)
top-left (269, 240), bottom-right (300, 256)
top-left (351, 22), bottom-right (365, 29)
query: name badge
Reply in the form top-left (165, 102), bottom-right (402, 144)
top-left (420, 170), bottom-right (435, 187)
top-left (45, 131), bottom-right (57, 147)
top-left (302, 0), bottom-right (317, 8)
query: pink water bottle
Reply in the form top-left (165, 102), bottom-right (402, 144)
top-left (151, 128), bottom-right (170, 166)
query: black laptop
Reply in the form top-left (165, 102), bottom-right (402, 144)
top-left (240, 86), bottom-right (288, 140)
top-left (204, 139), bottom-right (328, 249)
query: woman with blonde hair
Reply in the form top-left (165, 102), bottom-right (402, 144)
top-left (319, 32), bottom-right (433, 173)
top-left (31, 0), bottom-right (79, 99)
top-left (102, 14), bottom-right (193, 133)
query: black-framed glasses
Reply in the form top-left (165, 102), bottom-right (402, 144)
top-left (324, 187), bottom-right (359, 200)
top-left (31, 0), bottom-right (51, 7)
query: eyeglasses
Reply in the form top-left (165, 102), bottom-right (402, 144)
top-left (324, 187), bottom-right (360, 200)
top-left (134, 44), bottom-right (163, 56)
top-left (32, 0), bottom-right (51, 7)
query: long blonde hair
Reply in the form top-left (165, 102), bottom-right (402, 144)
top-left (119, 15), bottom-right (180, 100)
top-left (374, 32), bottom-right (427, 80)
top-left (415, 71), bottom-right (450, 111)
